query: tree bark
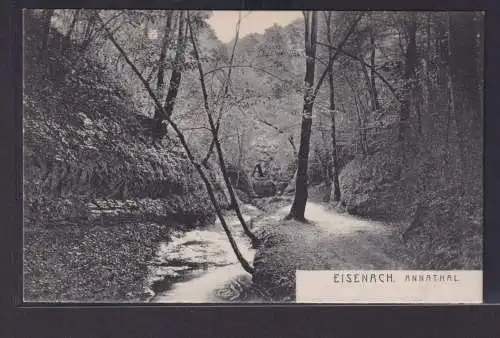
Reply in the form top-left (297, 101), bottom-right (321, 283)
top-left (152, 11), bottom-right (187, 146)
top-left (41, 9), bottom-right (55, 52)
top-left (359, 57), bottom-right (378, 113)
top-left (162, 11), bottom-right (187, 119)
top-left (424, 13), bottom-right (434, 137)
top-left (448, 12), bottom-right (482, 185)
top-left (369, 16), bottom-right (380, 110)
top-left (353, 95), bottom-right (367, 155)
top-left (325, 11), bottom-right (341, 202)
top-left (80, 11), bottom-right (98, 52)
top-left (156, 11), bottom-right (174, 103)
top-left (66, 9), bottom-right (80, 40)
top-left (286, 11), bottom-right (318, 221)
top-left (236, 128), bottom-right (245, 189)
top-left (398, 13), bottom-right (417, 143)
top-left (329, 69), bottom-right (341, 202)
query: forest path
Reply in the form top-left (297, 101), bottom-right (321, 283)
top-left (150, 200), bottom-right (409, 303)
top-left (260, 201), bottom-right (409, 271)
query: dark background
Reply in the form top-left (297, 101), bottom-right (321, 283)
top-left (2, 0), bottom-right (500, 336)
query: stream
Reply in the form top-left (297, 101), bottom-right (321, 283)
top-left (147, 204), bottom-right (269, 303)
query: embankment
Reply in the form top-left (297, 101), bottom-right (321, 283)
top-left (338, 145), bottom-right (482, 269)
top-left (23, 14), bottom-right (226, 301)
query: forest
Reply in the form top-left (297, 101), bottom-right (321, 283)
top-left (23, 9), bottom-right (483, 302)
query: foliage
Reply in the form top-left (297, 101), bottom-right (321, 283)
top-left (24, 221), bottom-right (171, 301)
top-left (23, 12), bottom-right (224, 229)
top-left (24, 9), bottom-right (484, 301)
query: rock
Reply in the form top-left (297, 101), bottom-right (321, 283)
top-left (338, 148), bottom-right (408, 220)
top-left (23, 17), bottom-right (219, 229)
top-left (252, 179), bottom-right (277, 197)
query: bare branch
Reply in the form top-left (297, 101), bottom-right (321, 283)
top-left (181, 126), bottom-right (212, 132)
top-left (315, 40), bottom-right (402, 102)
top-left (188, 11), bottom-right (259, 248)
top-left (204, 65), bottom-right (291, 84)
top-left (201, 12), bottom-right (243, 165)
top-left (312, 13), bottom-right (365, 100)
top-left (96, 10), bottom-right (255, 274)
top-left (256, 118), bottom-right (284, 134)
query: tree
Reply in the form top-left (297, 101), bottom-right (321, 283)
top-left (187, 12), bottom-right (259, 245)
top-left (285, 11), bottom-right (318, 221)
top-left (156, 11), bottom-right (174, 102)
top-left (201, 13), bottom-right (242, 169)
top-left (287, 12), bottom-right (363, 221)
top-left (369, 14), bottom-right (380, 111)
top-left (152, 10), bottom-right (189, 145)
top-left (324, 11), bottom-right (341, 202)
top-left (163, 11), bottom-right (188, 118)
top-left (448, 12), bottom-right (482, 186)
top-left (398, 13), bottom-right (417, 143)
top-left (41, 9), bottom-right (55, 52)
top-left (65, 9), bottom-right (80, 41)
top-left (96, 11), bottom-right (255, 274)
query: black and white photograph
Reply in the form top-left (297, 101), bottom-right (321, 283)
top-left (23, 9), bottom-right (483, 303)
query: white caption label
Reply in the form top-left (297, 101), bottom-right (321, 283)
top-left (296, 270), bottom-right (482, 304)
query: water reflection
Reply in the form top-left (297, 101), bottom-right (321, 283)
top-left (148, 209), bottom-right (267, 303)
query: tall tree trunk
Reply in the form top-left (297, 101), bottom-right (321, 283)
top-left (156, 11), bottom-right (174, 103)
top-left (398, 13), bottom-right (417, 144)
top-left (80, 11), bottom-right (97, 53)
top-left (424, 13), bottom-right (434, 137)
top-left (444, 66), bottom-right (453, 183)
top-left (434, 16), bottom-right (452, 182)
top-left (369, 16), bottom-right (380, 111)
top-left (354, 95), bottom-right (367, 155)
top-left (413, 18), bottom-right (423, 139)
top-left (329, 69), bottom-right (341, 202)
top-left (325, 11), bottom-right (341, 202)
top-left (188, 14), bottom-right (259, 245)
top-left (475, 12), bottom-right (484, 142)
top-left (286, 11), bottom-right (318, 221)
top-left (41, 9), bottom-right (55, 52)
top-left (66, 9), bottom-right (80, 40)
top-left (153, 11), bottom-right (187, 145)
top-left (97, 12), bottom-right (255, 274)
top-left (359, 57), bottom-right (378, 112)
top-left (163, 10), bottom-right (187, 117)
top-left (358, 15), bottom-right (379, 113)
top-left (288, 135), bottom-right (298, 158)
top-left (448, 12), bottom-right (482, 187)
top-left (236, 128), bottom-right (243, 188)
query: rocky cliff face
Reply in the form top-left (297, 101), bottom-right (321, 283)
top-left (337, 145), bottom-right (482, 269)
top-left (338, 146), bottom-right (409, 220)
top-left (23, 14), bottom-right (225, 230)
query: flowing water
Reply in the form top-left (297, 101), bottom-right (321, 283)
top-left (148, 204), bottom-right (270, 303)
top-left (146, 201), bottom-right (397, 303)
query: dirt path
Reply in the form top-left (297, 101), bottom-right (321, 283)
top-left (253, 201), bottom-right (411, 298)
top-left (149, 200), bottom-right (411, 303)
top-left (277, 202), bottom-right (408, 269)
